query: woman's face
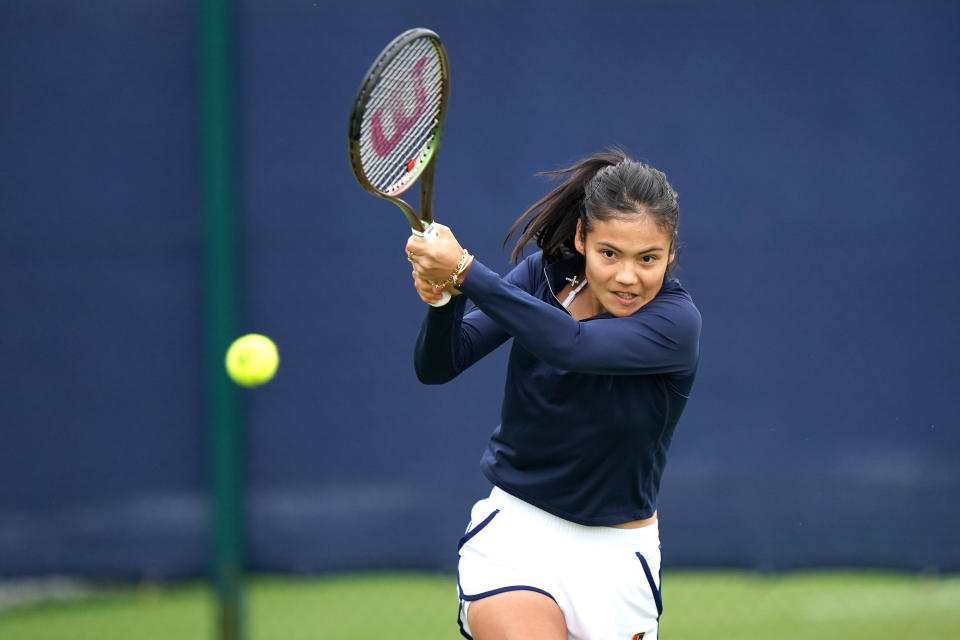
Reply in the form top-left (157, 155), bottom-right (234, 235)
top-left (574, 213), bottom-right (674, 318)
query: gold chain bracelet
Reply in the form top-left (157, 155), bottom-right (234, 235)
top-left (432, 249), bottom-right (473, 291)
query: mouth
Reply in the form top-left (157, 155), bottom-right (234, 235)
top-left (612, 291), bottom-right (640, 305)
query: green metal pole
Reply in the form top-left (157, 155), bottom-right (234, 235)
top-left (199, 0), bottom-right (244, 639)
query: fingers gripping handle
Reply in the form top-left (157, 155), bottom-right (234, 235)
top-left (411, 222), bottom-right (451, 307)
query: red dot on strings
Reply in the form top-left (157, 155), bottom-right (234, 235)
top-left (406, 159), bottom-right (416, 172)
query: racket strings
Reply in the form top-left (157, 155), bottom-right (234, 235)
top-left (360, 54), bottom-right (442, 189)
top-left (365, 101), bottom-right (438, 191)
top-left (358, 38), bottom-right (444, 193)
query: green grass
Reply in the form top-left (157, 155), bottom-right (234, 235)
top-left (666, 570), bottom-right (960, 639)
top-left (1, 571), bottom-right (958, 639)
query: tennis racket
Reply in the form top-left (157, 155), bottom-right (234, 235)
top-left (348, 28), bottom-right (452, 306)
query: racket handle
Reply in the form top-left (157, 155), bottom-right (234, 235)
top-left (410, 222), bottom-right (451, 307)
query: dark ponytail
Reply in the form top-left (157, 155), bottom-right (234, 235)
top-left (504, 149), bottom-right (680, 272)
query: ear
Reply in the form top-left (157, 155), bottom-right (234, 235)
top-left (574, 219), bottom-right (585, 255)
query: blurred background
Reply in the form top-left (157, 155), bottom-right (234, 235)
top-left (1, 0), bottom-right (958, 636)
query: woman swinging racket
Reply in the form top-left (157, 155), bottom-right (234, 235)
top-left (406, 149), bottom-right (701, 640)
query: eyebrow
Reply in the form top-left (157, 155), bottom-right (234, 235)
top-left (597, 242), bottom-right (665, 255)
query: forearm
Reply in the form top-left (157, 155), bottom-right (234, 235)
top-left (457, 259), bottom-right (583, 366)
top-left (413, 295), bottom-right (467, 384)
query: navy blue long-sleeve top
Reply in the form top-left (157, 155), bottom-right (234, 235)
top-left (414, 251), bottom-right (701, 525)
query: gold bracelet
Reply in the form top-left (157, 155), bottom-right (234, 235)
top-left (452, 252), bottom-right (474, 287)
top-left (432, 249), bottom-right (472, 290)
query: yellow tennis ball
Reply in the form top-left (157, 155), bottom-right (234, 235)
top-left (225, 334), bottom-right (279, 387)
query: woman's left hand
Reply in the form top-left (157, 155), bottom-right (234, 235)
top-left (404, 223), bottom-right (466, 284)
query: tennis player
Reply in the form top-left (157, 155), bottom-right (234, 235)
top-left (405, 150), bottom-right (701, 640)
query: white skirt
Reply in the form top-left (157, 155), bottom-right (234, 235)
top-left (457, 486), bottom-right (662, 640)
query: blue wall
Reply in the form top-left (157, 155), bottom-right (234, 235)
top-left (1, 0), bottom-right (958, 578)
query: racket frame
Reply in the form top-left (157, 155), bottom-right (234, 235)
top-left (347, 28), bottom-right (450, 233)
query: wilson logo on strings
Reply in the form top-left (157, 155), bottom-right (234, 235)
top-left (371, 56), bottom-right (428, 157)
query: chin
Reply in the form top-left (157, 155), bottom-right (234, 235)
top-left (604, 304), bottom-right (638, 317)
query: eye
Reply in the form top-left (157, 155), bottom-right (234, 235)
top-left (600, 249), bottom-right (616, 259)
top-left (640, 254), bottom-right (659, 264)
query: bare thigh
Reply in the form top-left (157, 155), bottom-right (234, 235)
top-left (467, 589), bottom-right (567, 640)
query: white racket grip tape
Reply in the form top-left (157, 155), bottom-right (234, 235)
top-left (410, 222), bottom-right (451, 307)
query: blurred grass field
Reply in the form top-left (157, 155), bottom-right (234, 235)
top-left (2, 570), bottom-right (958, 640)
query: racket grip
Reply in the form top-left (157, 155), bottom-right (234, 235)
top-left (411, 222), bottom-right (451, 307)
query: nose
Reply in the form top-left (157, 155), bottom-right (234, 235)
top-left (615, 263), bottom-right (639, 286)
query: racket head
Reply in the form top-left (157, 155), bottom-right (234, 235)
top-left (348, 29), bottom-right (450, 211)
